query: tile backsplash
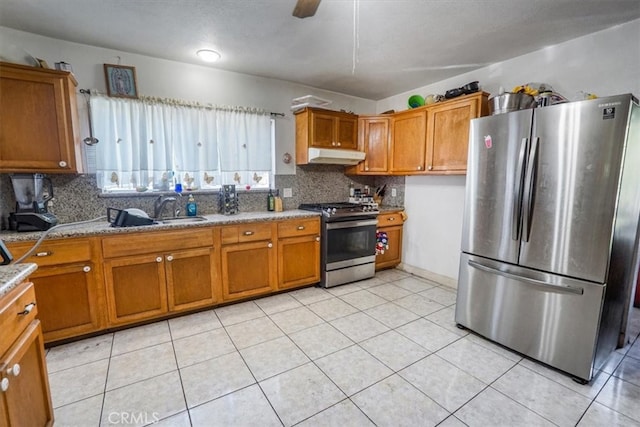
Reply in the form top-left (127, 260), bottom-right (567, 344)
top-left (0, 168), bottom-right (404, 227)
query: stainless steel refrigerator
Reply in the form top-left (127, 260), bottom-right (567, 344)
top-left (456, 94), bottom-right (640, 382)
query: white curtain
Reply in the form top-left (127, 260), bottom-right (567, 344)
top-left (91, 94), bottom-right (272, 191)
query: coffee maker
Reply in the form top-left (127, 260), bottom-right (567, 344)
top-left (9, 174), bottom-right (58, 232)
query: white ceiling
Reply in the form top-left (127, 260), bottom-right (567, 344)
top-left (1, 0), bottom-right (639, 100)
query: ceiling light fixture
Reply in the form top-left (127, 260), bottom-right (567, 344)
top-left (196, 49), bottom-right (221, 63)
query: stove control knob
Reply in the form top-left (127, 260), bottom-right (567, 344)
top-left (331, 208), bottom-right (337, 214)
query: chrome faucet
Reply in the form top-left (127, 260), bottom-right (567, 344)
top-left (154, 195), bottom-right (179, 219)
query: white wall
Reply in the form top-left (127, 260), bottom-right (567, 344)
top-left (0, 26), bottom-right (376, 175)
top-left (378, 19), bottom-right (640, 283)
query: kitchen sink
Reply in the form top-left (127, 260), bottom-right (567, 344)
top-left (158, 216), bottom-right (208, 224)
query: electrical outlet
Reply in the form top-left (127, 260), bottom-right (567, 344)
top-left (391, 188), bottom-right (397, 197)
top-left (283, 188), bottom-right (293, 198)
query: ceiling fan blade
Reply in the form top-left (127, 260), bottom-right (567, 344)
top-left (293, 0), bottom-right (321, 18)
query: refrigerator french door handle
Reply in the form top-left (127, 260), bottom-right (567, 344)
top-left (468, 260), bottom-right (584, 295)
top-left (512, 137), bottom-right (529, 241)
top-left (522, 137), bottom-right (540, 242)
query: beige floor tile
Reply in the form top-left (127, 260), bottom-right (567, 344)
top-left (437, 337), bottom-right (516, 384)
top-left (308, 297), bottom-right (358, 321)
top-left (361, 330), bottom-right (430, 371)
top-left (289, 323), bottom-right (353, 360)
top-left (396, 318), bottom-right (461, 352)
top-left (173, 328), bottom-right (236, 368)
top-left (240, 335), bottom-right (309, 381)
top-left (354, 276), bottom-right (387, 288)
top-left (46, 333), bottom-right (113, 373)
top-left (400, 354), bottom-right (485, 412)
top-left (595, 376), bottom-right (640, 422)
top-left (111, 321), bottom-right (171, 356)
top-left (180, 351), bottom-right (255, 408)
top-left (455, 387), bottom-right (555, 427)
top-left (364, 302), bottom-right (419, 328)
top-left (420, 286), bottom-right (458, 306)
top-left (190, 384), bottom-right (281, 427)
top-left (393, 293), bottom-right (445, 316)
top-left (601, 350), bottom-right (625, 374)
top-left (225, 315), bottom-right (284, 349)
top-left (614, 355), bottom-right (640, 387)
top-left (493, 364), bottom-right (592, 426)
top-left (269, 306), bottom-right (324, 334)
top-left (437, 415), bottom-right (468, 427)
top-left (426, 306), bottom-right (468, 337)
top-left (330, 311), bottom-right (390, 343)
top-left (367, 283), bottom-right (413, 301)
top-left (153, 411), bottom-right (192, 427)
top-left (393, 276), bottom-right (437, 293)
top-left (374, 269), bottom-right (410, 283)
top-left (214, 301), bottom-right (264, 326)
top-left (338, 289), bottom-right (387, 310)
top-left (288, 286), bottom-right (333, 305)
top-left (316, 345), bottom-right (393, 396)
top-left (101, 371), bottom-right (185, 426)
top-left (352, 374), bottom-right (449, 427)
top-left (106, 342), bottom-right (177, 391)
top-left (464, 333), bottom-right (522, 363)
top-left (577, 401), bottom-right (640, 427)
top-left (325, 282), bottom-right (364, 296)
top-left (260, 363), bottom-right (345, 426)
top-left (53, 394), bottom-right (103, 427)
top-left (168, 310), bottom-right (222, 340)
top-left (49, 358), bottom-right (109, 408)
top-left (254, 293), bottom-right (302, 315)
top-left (297, 399), bottom-right (374, 427)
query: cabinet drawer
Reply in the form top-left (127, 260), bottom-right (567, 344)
top-left (378, 212), bottom-right (405, 226)
top-left (7, 239), bottom-right (91, 267)
top-left (221, 223), bottom-right (274, 245)
top-left (102, 228), bottom-right (214, 258)
top-left (0, 282), bottom-right (37, 355)
top-left (278, 219), bottom-right (320, 238)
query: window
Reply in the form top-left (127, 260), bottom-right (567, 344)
top-left (89, 94), bottom-right (273, 192)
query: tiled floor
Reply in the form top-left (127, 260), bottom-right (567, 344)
top-left (47, 269), bottom-right (640, 427)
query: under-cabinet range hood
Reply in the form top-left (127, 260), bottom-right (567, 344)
top-left (307, 148), bottom-right (365, 165)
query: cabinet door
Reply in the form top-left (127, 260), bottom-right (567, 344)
top-left (104, 254), bottom-right (168, 325)
top-left (165, 247), bottom-right (219, 312)
top-left (221, 241), bottom-right (276, 301)
top-left (30, 263), bottom-right (102, 343)
top-left (426, 97), bottom-right (478, 174)
top-left (0, 321), bottom-right (53, 427)
top-left (391, 110), bottom-right (427, 173)
top-left (375, 226), bottom-right (403, 270)
top-left (278, 234), bottom-right (321, 290)
top-left (310, 112), bottom-right (336, 148)
top-left (360, 117), bottom-right (390, 174)
top-left (336, 116), bottom-right (358, 149)
top-left (0, 64), bottom-right (78, 173)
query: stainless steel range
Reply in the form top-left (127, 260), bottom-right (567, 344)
top-left (299, 202), bottom-right (379, 288)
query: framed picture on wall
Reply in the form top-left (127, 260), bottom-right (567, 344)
top-left (103, 64), bottom-right (138, 98)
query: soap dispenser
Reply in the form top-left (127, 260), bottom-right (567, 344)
top-left (186, 194), bottom-right (197, 216)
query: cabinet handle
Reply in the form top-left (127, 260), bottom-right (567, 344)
top-left (417, 166), bottom-right (422, 170)
top-left (83, 266), bottom-right (91, 273)
top-left (59, 160), bottom-right (67, 168)
top-left (166, 255), bottom-right (174, 262)
top-left (337, 142), bottom-right (341, 147)
top-left (428, 165), bottom-right (433, 171)
top-left (331, 142), bottom-right (336, 146)
top-left (156, 256), bottom-right (163, 263)
top-left (17, 302), bottom-right (36, 316)
top-left (267, 242), bottom-right (273, 248)
top-left (365, 167), bottom-right (369, 171)
top-left (388, 217), bottom-right (395, 221)
top-left (297, 225), bottom-right (305, 230)
top-left (6, 364), bottom-right (20, 377)
top-left (35, 251), bottom-right (52, 257)
top-left (0, 378), bottom-right (8, 392)
top-left (315, 236), bottom-right (320, 242)
top-left (243, 231), bottom-right (254, 236)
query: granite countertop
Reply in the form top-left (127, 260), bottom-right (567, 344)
top-left (0, 210), bottom-right (321, 243)
top-left (0, 263), bottom-right (37, 297)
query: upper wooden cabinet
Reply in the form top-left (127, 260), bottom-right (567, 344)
top-left (0, 62), bottom-right (82, 173)
top-left (295, 107), bottom-right (358, 164)
top-left (390, 109), bottom-right (427, 173)
top-left (346, 116), bottom-right (391, 175)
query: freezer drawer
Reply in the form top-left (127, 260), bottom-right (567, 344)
top-left (456, 253), bottom-right (605, 381)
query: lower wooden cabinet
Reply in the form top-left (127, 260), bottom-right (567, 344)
top-left (376, 211), bottom-right (405, 271)
top-left (0, 282), bottom-right (53, 427)
top-left (277, 219), bottom-right (321, 290)
top-left (166, 247), bottom-right (219, 312)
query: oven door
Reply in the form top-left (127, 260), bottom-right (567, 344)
top-left (324, 217), bottom-right (377, 269)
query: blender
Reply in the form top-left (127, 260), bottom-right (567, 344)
top-left (9, 173), bottom-right (58, 231)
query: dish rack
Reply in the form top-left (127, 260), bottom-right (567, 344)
top-left (219, 185), bottom-right (239, 215)
top-left (290, 95), bottom-right (332, 111)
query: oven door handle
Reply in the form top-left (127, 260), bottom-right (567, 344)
top-left (326, 219), bottom-right (378, 230)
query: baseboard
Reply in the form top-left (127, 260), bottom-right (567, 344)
top-left (398, 263), bottom-right (458, 290)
